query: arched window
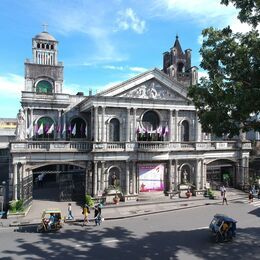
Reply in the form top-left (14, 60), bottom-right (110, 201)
top-left (37, 43), bottom-right (40, 48)
top-left (36, 80), bottom-right (52, 94)
top-left (108, 167), bottom-right (120, 187)
top-left (36, 117), bottom-right (55, 139)
top-left (181, 120), bottom-right (189, 141)
top-left (46, 44), bottom-right (49, 49)
top-left (41, 43), bottom-right (45, 49)
top-left (142, 110), bottom-right (160, 131)
top-left (177, 62), bottom-right (184, 73)
top-left (109, 118), bottom-right (120, 141)
top-left (69, 117), bottom-right (87, 139)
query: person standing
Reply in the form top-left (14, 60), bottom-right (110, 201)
top-left (82, 204), bottom-right (90, 226)
top-left (249, 190), bottom-right (253, 203)
top-left (222, 190), bottom-right (228, 205)
top-left (94, 205), bottom-right (101, 226)
top-left (67, 203), bottom-right (74, 220)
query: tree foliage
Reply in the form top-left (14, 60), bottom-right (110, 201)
top-left (188, 0), bottom-right (260, 137)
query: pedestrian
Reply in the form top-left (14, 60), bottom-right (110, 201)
top-left (38, 174), bottom-right (44, 188)
top-left (94, 205), bottom-right (101, 226)
top-left (258, 189), bottom-right (260, 199)
top-left (82, 204), bottom-right (90, 226)
top-left (222, 190), bottom-right (228, 205)
top-left (249, 190), bottom-right (253, 203)
top-left (67, 203), bottom-right (74, 220)
top-left (220, 185), bottom-right (226, 197)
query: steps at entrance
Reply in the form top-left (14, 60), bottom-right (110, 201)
top-left (137, 191), bottom-right (166, 201)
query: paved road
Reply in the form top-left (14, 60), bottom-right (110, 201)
top-left (0, 198), bottom-right (259, 260)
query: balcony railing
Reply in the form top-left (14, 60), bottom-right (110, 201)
top-left (10, 140), bottom-right (251, 153)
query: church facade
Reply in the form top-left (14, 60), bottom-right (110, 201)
top-left (9, 30), bottom-right (251, 204)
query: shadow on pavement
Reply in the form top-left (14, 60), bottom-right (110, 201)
top-left (3, 225), bottom-right (260, 259)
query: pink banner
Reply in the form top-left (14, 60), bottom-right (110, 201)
top-left (139, 164), bottom-right (164, 192)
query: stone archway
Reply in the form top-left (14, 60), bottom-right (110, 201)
top-left (206, 159), bottom-right (236, 188)
top-left (31, 163), bottom-right (86, 202)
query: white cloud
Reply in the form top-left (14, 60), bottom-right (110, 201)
top-left (102, 65), bottom-right (147, 73)
top-left (129, 67), bottom-right (147, 73)
top-left (151, 0), bottom-right (237, 27)
top-left (0, 74), bottom-right (23, 95)
top-left (115, 8), bottom-right (146, 34)
top-left (103, 65), bottom-right (124, 70)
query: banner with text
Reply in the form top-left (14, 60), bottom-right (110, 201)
top-left (139, 164), bottom-right (164, 192)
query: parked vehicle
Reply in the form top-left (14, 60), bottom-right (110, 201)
top-left (209, 214), bottom-right (237, 242)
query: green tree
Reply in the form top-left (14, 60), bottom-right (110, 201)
top-left (188, 0), bottom-right (260, 137)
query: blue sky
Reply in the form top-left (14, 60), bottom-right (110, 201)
top-left (0, 0), bottom-right (250, 118)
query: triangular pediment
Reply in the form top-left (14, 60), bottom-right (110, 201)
top-left (117, 78), bottom-right (187, 101)
top-left (97, 68), bottom-right (190, 102)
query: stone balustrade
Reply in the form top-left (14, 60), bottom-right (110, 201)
top-left (10, 140), bottom-right (251, 153)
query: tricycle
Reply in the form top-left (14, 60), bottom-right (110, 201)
top-left (37, 209), bottom-right (63, 232)
top-left (209, 214), bottom-right (237, 242)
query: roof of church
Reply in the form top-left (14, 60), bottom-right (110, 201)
top-left (34, 31), bottom-right (57, 41)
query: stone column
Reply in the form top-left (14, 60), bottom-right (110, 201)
top-left (133, 109), bottom-right (137, 141)
top-left (132, 161), bottom-right (137, 194)
top-left (20, 164), bottom-right (25, 199)
top-left (101, 161), bottom-right (105, 191)
top-left (62, 113), bottom-right (66, 139)
top-left (174, 160), bottom-right (178, 190)
top-left (175, 110), bottom-right (179, 142)
top-left (97, 162), bottom-right (101, 194)
top-left (168, 160), bottom-right (173, 191)
top-left (24, 108), bottom-right (28, 132)
top-left (13, 163), bottom-right (18, 201)
top-left (94, 107), bottom-right (98, 142)
top-left (202, 160), bottom-right (206, 189)
top-left (195, 160), bottom-right (200, 190)
top-left (93, 161), bottom-right (98, 196)
top-left (126, 108), bottom-right (130, 142)
top-left (102, 107), bottom-right (105, 142)
top-left (58, 110), bottom-right (62, 139)
top-left (195, 113), bottom-right (202, 142)
top-left (169, 110), bottom-right (173, 142)
top-left (125, 161), bottom-right (130, 195)
top-left (85, 167), bottom-right (89, 195)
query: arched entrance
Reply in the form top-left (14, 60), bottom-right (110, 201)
top-left (32, 164), bottom-right (86, 202)
top-left (206, 159), bottom-right (236, 188)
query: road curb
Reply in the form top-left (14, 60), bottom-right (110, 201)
top-left (4, 196), bottom-right (245, 228)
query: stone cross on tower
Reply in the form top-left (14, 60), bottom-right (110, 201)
top-left (42, 23), bottom-right (48, 32)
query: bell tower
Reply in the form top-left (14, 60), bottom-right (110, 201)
top-left (24, 26), bottom-right (64, 94)
top-left (163, 36), bottom-right (198, 87)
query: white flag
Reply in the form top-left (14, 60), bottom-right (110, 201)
top-left (28, 122), bottom-right (34, 138)
top-left (37, 123), bottom-right (44, 135)
top-left (71, 124), bottom-right (76, 136)
top-left (85, 126), bottom-right (88, 137)
top-left (62, 123), bottom-right (66, 135)
top-left (47, 123), bottom-right (54, 134)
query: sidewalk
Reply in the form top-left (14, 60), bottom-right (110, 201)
top-left (0, 188), bottom-right (247, 228)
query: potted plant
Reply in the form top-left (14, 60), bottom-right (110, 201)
top-left (113, 193), bottom-right (120, 204)
top-left (186, 189), bottom-right (192, 198)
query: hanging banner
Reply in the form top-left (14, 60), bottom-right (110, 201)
top-left (139, 164), bottom-right (164, 192)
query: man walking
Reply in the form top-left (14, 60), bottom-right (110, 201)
top-left (222, 190), bottom-right (228, 205)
